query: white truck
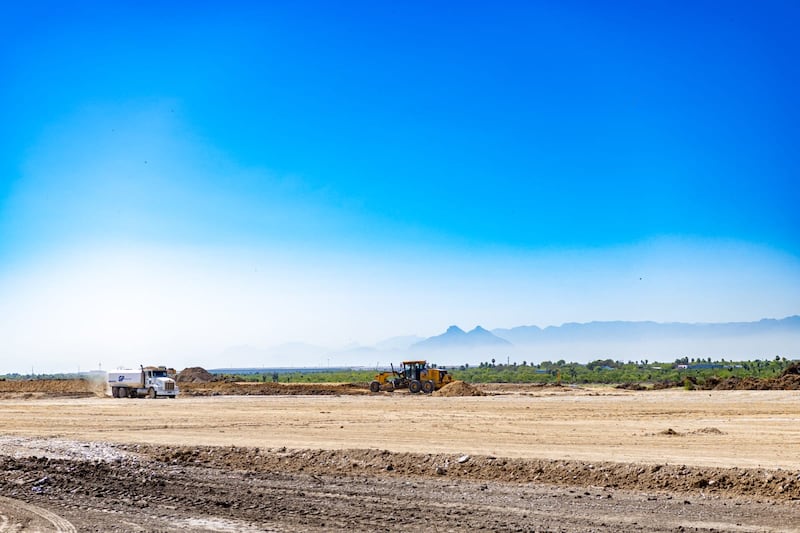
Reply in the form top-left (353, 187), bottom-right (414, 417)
top-left (108, 366), bottom-right (179, 399)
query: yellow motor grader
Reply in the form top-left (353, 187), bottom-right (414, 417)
top-left (369, 360), bottom-right (453, 394)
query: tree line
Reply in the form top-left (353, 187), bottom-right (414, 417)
top-left (3, 356), bottom-right (794, 385)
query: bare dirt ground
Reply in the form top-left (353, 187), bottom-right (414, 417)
top-left (0, 382), bottom-right (799, 531)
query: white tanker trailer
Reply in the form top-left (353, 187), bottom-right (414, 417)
top-left (108, 365), bottom-right (179, 399)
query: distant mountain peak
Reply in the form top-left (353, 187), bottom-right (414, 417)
top-left (412, 324), bottom-right (512, 351)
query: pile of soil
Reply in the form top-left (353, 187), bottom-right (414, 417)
top-left (433, 380), bottom-right (485, 397)
top-left (615, 382), bottom-right (646, 391)
top-left (620, 370), bottom-right (800, 391)
top-left (0, 379), bottom-right (103, 398)
top-left (176, 367), bottom-right (215, 383)
top-left (702, 374), bottom-right (800, 390)
top-left (691, 426), bottom-right (725, 435)
top-left (649, 380), bottom-right (679, 390)
top-left (782, 362), bottom-right (800, 375)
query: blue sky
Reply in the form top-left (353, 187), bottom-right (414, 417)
top-left (1, 1), bottom-right (798, 372)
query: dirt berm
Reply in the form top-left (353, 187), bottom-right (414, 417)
top-left (142, 444), bottom-right (800, 502)
top-left (703, 373), bottom-right (800, 390)
top-left (176, 367), bottom-right (215, 383)
top-left (433, 380), bottom-right (485, 396)
top-left (619, 365), bottom-right (800, 391)
top-left (0, 379), bottom-right (105, 399)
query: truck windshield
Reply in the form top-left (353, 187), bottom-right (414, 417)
top-left (152, 370), bottom-right (167, 378)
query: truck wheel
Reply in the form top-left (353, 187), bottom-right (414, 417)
top-left (147, 387), bottom-right (156, 399)
top-left (422, 380), bottom-right (435, 394)
top-left (369, 381), bottom-right (381, 393)
top-left (409, 380), bottom-right (422, 394)
top-left (111, 387), bottom-right (119, 398)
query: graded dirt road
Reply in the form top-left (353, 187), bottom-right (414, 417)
top-left (0, 386), bottom-right (799, 531)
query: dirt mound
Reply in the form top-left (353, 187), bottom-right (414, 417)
top-left (702, 374), bottom-right (800, 391)
top-left (690, 427), bottom-right (725, 435)
top-left (620, 372), bottom-right (800, 391)
top-left (0, 379), bottom-right (102, 398)
top-left (616, 382), bottom-right (646, 391)
top-left (781, 363), bottom-right (800, 376)
top-left (433, 380), bottom-right (485, 397)
top-left (176, 367), bottom-right (214, 383)
top-left (650, 380), bottom-right (679, 390)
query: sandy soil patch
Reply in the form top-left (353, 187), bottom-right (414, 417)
top-left (0, 388), bottom-right (798, 469)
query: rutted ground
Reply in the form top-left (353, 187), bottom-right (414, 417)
top-left (0, 441), bottom-right (799, 532)
top-left (0, 386), bottom-right (799, 531)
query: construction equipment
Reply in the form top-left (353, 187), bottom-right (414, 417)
top-left (369, 360), bottom-right (453, 394)
top-left (108, 365), bottom-right (179, 399)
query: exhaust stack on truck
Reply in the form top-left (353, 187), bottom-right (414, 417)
top-left (108, 365), bottom-right (179, 399)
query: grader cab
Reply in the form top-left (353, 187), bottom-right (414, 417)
top-left (369, 360), bottom-right (453, 394)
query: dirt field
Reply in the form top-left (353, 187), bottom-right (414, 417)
top-left (0, 383), bottom-right (798, 531)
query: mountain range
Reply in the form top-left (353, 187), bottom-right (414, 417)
top-left (218, 316), bottom-right (800, 367)
top-left (492, 316), bottom-right (800, 344)
top-left (411, 325), bottom-right (512, 350)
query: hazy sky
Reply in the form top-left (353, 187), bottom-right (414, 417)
top-left (1, 1), bottom-right (798, 373)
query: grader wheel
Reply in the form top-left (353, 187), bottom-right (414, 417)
top-left (408, 380), bottom-right (422, 394)
top-left (422, 380), bottom-right (435, 394)
top-left (369, 381), bottom-right (381, 393)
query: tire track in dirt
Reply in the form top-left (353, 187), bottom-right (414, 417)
top-left (144, 445), bottom-right (800, 501)
top-left (0, 495), bottom-right (76, 532)
top-left (1, 447), bottom-right (798, 532)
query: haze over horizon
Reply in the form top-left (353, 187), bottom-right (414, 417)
top-left (1, 2), bottom-right (798, 373)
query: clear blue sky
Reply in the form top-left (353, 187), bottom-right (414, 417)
top-left (1, 1), bottom-right (798, 372)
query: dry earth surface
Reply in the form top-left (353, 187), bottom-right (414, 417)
top-left (0, 380), bottom-right (798, 531)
